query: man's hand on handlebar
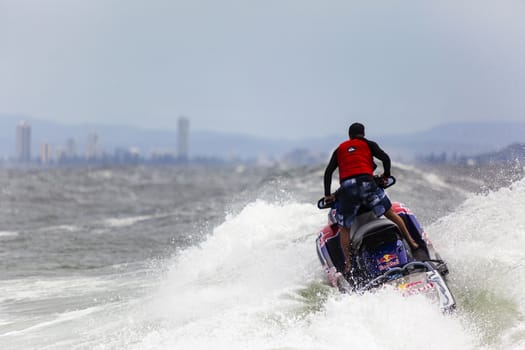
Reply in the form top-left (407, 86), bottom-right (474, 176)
top-left (323, 195), bottom-right (336, 204)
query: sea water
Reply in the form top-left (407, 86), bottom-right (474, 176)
top-left (0, 164), bottom-right (523, 349)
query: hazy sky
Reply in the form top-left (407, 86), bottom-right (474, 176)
top-left (1, 0), bottom-right (524, 139)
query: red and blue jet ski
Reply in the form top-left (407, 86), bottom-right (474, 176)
top-left (316, 176), bottom-right (456, 313)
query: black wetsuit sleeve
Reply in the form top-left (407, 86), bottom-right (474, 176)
top-left (367, 140), bottom-right (391, 177)
top-left (323, 149), bottom-right (338, 196)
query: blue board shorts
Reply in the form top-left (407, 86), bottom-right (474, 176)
top-left (336, 175), bottom-right (392, 228)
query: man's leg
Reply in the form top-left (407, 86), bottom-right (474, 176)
top-left (339, 225), bottom-right (352, 273)
top-left (337, 180), bottom-right (359, 274)
top-left (384, 208), bottom-right (419, 249)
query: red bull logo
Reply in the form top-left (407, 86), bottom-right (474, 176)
top-left (377, 254), bottom-right (397, 264)
top-left (377, 254), bottom-right (399, 271)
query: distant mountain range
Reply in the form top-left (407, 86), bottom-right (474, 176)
top-left (1, 114), bottom-right (524, 162)
top-left (379, 122), bottom-right (525, 162)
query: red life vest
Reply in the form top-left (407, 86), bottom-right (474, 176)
top-left (336, 138), bottom-right (374, 180)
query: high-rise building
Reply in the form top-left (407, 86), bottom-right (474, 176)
top-left (86, 133), bottom-right (99, 160)
top-left (40, 142), bottom-right (52, 164)
top-left (66, 138), bottom-right (77, 159)
top-left (177, 116), bottom-right (189, 161)
top-left (16, 120), bottom-right (31, 162)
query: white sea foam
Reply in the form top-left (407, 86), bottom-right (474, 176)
top-left (0, 306), bottom-right (103, 338)
top-left (105, 215), bottom-right (155, 228)
top-left (427, 178), bottom-right (525, 349)
top-left (0, 231), bottom-right (18, 238)
top-left (135, 200), bottom-right (480, 350)
top-left (394, 161), bottom-right (470, 193)
top-left (0, 276), bottom-right (114, 303)
top-left (38, 225), bottom-right (79, 233)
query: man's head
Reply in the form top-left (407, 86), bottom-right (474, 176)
top-left (348, 122), bottom-right (365, 138)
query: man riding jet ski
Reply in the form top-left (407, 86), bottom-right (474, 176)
top-left (322, 122), bottom-right (419, 275)
top-left (316, 191), bottom-right (455, 312)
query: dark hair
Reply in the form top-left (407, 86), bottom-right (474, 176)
top-left (349, 122), bottom-right (365, 137)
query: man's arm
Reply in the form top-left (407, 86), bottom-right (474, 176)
top-left (323, 149), bottom-right (338, 196)
top-left (367, 140), bottom-right (391, 177)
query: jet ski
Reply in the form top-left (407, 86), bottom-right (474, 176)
top-left (315, 176), bottom-right (456, 313)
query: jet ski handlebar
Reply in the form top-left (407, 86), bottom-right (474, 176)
top-left (317, 197), bottom-right (335, 210)
top-left (375, 175), bottom-right (396, 189)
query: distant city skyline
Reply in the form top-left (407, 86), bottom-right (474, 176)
top-left (8, 116), bottom-right (195, 164)
top-left (2, 115), bottom-right (525, 167)
top-left (2, 1), bottom-right (525, 139)
top-left (4, 116), bottom-right (525, 168)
